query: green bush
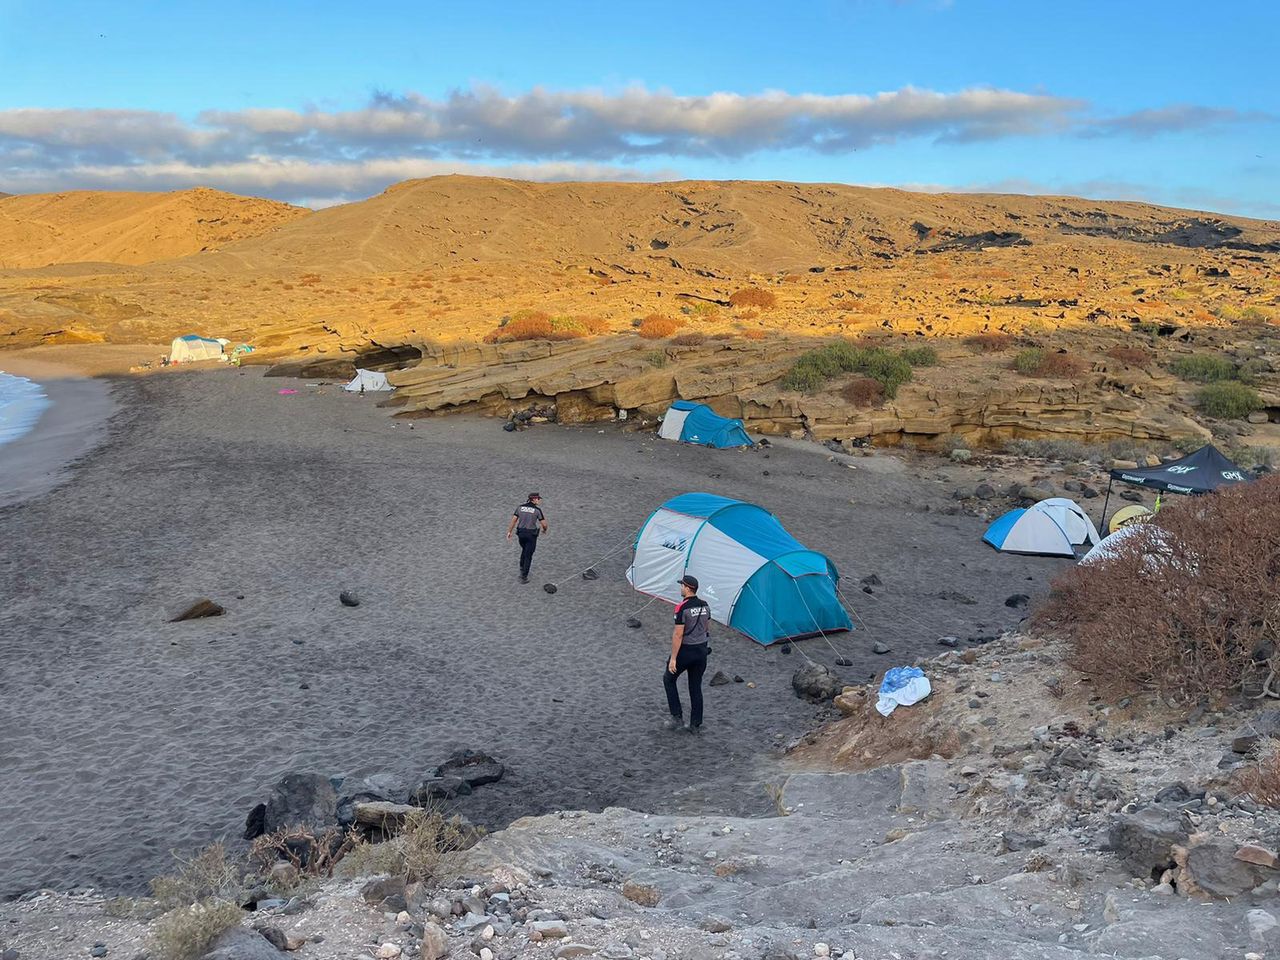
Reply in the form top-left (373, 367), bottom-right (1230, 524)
top-left (1238, 357), bottom-right (1272, 383)
top-left (901, 346), bottom-right (939, 367)
top-left (1013, 348), bottom-right (1046, 375)
top-left (780, 342), bottom-right (917, 397)
top-left (779, 364), bottom-right (826, 392)
top-left (1170, 354), bottom-right (1238, 383)
top-left (150, 899), bottom-right (243, 960)
top-left (1196, 382), bottom-right (1264, 419)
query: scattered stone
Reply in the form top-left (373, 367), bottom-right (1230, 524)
top-left (170, 598), bottom-right (225, 621)
top-left (1247, 909), bottom-right (1278, 941)
top-left (204, 928), bottom-right (287, 960)
top-left (859, 574), bottom-right (882, 587)
top-left (553, 946), bottom-right (595, 960)
top-left (937, 636), bottom-right (959, 647)
top-left (254, 926), bottom-right (289, 951)
top-left (543, 583), bottom-right (558, 594)
top-left (1186, 839), bottom-right (1273, 898)
top-left (872, 642), bottom-right (890, 655)
top-left (529, 921), bottom-right (570, 939)
top-left (975, 483), bottom-right (996, 500)
top-left (937, 590), bottom-right (977, 605)
top-left (834, 657), bottom-right (852, 666)
top-left (353, 801), bottom-right (418, 829)
top-left (582, 569), bottom-right (599, 581)
top-left (621, 879), bottom-right (661, 907)
top-left (1004, 594), bottom-right (1030, 609)
top-left (625, 618), bottom-right (642, 629)
top-left (1062, 479), bottom-right (1083, 492)
top-left (412, 776), bottom-right (472, 803)
top-left (1236, 844), bottom-right (1280, 869)
top-left (377, 944), bottom-right (403, 960)
top-left (709, 670), bottom-right (732, 686)
top-left (1017, 486), bottom-right (1053, 503)
top-left (1001, 831), bottom-right (1045, 852)
top-left (421, 922), bottom-right (450, 960)
top-left (1233, 735), bottom-right (1262, 754)
top-left (339, 590), bottom-right (360, 607)
top-left (791, 663), bottom-right (841, 702)
top-left (362, 876), bottom-right (408, 910)
top-left (90, 946), bottom-right (107, 958)
top-left (700, 918), bottom-right (732, 933)
top-left (1112, 459), bottom-right (1139, 470)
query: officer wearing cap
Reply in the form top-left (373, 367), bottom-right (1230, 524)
top-left (663, 574), bottom-right (711, 733)
top-left (506, 492), bottom-right (548, 583)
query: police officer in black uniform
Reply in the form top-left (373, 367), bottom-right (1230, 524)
top-left (663, 574), bottom-right (711, 733)
top-left (506, 492), bottom-right (548, 583)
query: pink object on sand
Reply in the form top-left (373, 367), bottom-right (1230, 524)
top-left (277, 389), bottom-right (298, 395)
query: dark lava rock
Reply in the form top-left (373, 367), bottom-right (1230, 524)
top-left (581, 569), bottom-right (599, 581)
top-left (1185, 839), bottom-right (1273, 897)
top-left (503, 421), bottom-right (517, 432)
top-left (709, 670), bottom-right (732, 686)
top-left (1001, 831), bottom-right (1045, 853)
top-left (1153, 782), bottom-right (1205, 804)
top-left (872, 642), bottom-right (891, 655)
top-left (835, 657), bottom-right (853, 667)
top-left (938, 635), bottom-right (959, 647)
top-left (170, 598), bottom-right (225, 622)
top-left (253, 926), bottom-right (289, 951)
top-left (625, 617), bottom-right (643, 629)
top-left (859, 573), bottom-right (882, 587)
top-left (437, 749), bottom-right (504, 787)
top-left (543, 583), bottom-right (558, 594)
top-left (338, 590), bottom-right (360, 607)
top-left (1108, 807), bottom-right (1188, 875)
top-left (243, 802), bottom-right (267, 840)
top-left (262, 773), bottom-right (338, 834)
top-left (412, 776), bottom-right (472, 803)
top-left (362, 875), bottom-right (408, 913)
top-left (974, 483), bottom-right (997, 500)
top-left (1004, 594), bottom-right (1031, 609)
top-left (1233, 735), bottom-right (1261, 754)
top-left (791, 663), bottom-right (841, 702)
top-left (938, 590), bottom-right (977, 605)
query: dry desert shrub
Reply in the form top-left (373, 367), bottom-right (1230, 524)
top-left (402, 807), bottom-right (476, 884)
top-left (1107, 346), bottom-right (1155, 367)
top-left (483, 310), bottom-right (586, 343)
top-left (1031, 475), bottom-right (1280, 703)
top-left (741, 328), bottom-right (768, 340)
top-left (1237, 741), bottom-right (1280, 808)
top-left (298, 273), bottom-right (322, 286)
top-left (840, 377), bottom-right (885, 407)
top-left (965, 332), bottom-right (1013, 352)
top-left (1013, 348), bottom-right (1085, 379)
top-left (729, 288), bottom-right (777, 309)
top-left (150, 843), bottom-right (244, 910)
top-left (149, 898), bottom-right (243, 960)
top-left (249, 825), bottom-right (358, 879)
top-left (638, 314), bottom-right (684, 339)
top-left (670, 331), bottom-right (707, 346)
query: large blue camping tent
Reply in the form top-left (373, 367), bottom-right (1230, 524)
top-left (627, 493), bottom-right (851, 645)
top-left (658, 401), bottom-right (753, 448)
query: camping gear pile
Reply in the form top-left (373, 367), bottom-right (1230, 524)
top-left (627, 493), bottom-right (850, 645)
top-left (658, 401), bottom-right (753, 448)
top-left (876, 666), bottom-right (932, 717)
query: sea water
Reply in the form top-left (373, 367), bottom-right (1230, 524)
top-left (0, 372), bottom-right (51, 447)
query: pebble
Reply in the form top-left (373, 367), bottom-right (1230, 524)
top-left (814, 944), bottom-right (831, 957)
top-left (90, 948), bottom-right (107, 959)
top-left (376, 944), bottom-right (402, 959)
top-left (480, 950), bottom-right (495, 960)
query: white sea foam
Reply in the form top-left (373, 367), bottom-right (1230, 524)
top-left (0, 372), bottom-right (51, 447)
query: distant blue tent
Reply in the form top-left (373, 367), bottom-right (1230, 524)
top-left (658, 400), bottom-right (753, 448)
top-left (627, 492), bottom-right (851, 645)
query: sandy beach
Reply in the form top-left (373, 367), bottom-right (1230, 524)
top-left (0, 365), bottom-right (1064, 897)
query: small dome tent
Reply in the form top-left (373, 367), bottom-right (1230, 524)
top-left (1028, 498), bottom-right (1100, 547)
top-left (169, 335), bottom-right (224, 363)
top-left (658, 401), bottom-right (753, 448)
top-left (344, 369), bottom-right (393, 392)
top-left (982, 507), bottom-right (1077, 557)
top-left (1081, 523), bottom-right (1175, 567)
top-left (627, 493), bottom-right (851, 645)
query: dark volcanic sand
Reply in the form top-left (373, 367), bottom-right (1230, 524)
top-left (0, 367), bottom-right (1064, 895)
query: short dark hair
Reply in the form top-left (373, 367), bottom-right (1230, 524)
top-left (528, 492), bottom-right (541, 500)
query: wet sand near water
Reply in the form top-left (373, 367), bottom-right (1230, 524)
top-left (0, 366), bottom-right (1065, 896)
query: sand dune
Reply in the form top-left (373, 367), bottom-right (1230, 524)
top-left (0, 187), bottom-right (309, 269)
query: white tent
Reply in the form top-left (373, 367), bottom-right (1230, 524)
top-left (169, 335), bottom-right (224, 363)
top-left (344, 369), bottom-right (393, 393)
top-left (1081, 523), bottom-right (1174, 567)
top-left (1028, 497), bottom-right (1100, 547)
top-left (982, 508), bottom-right (1077, 557)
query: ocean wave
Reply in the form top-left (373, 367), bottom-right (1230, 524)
top-left (0, 372), bottom-right (52, 447)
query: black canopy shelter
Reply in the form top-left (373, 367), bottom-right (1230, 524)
top-left (1100, 443), bottom-right (1251, 529)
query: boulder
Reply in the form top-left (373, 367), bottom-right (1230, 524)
top-left (1004, 594), bottom-right (1030, 609)
top-left (1017, 485), bottom-right (1053, 503)
top-left (1237, 844), bottom-right (1280, 869)
top-left (353, 801), bottom-right (418, 829)
top-left (1112, 459), bottom-right (1140, 470)
top-left (1108, 807), bottom-right (1188, 875)
top-left (421, 922), bottom-right (450, 960)
top-left (203, 928), bottom-right (285, 960)
top-left (791, 663), bottom-right (841, 702)
top-left (708, 670), bottom-right (732, 686)
top-left (1184, 839), bottom-right (1274, 898)
top-left (974, 483), bottom-right (996, 500)
top-left (262, 773), bottom-right (338, 834)
top-left (1248, 411), bottom-right (1270, 424)
top-left (621, 879), bottom-right (661, 907)
top-left (362, 875), bottom-right (408, 912)
top-left (436, 749), bottom-right (504, 787)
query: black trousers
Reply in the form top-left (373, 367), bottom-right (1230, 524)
top-left (517, 529), bottom-right (538, 577)
top-left (663, 644), bottom-right (709, 727)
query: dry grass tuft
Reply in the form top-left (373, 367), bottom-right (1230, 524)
top-left (150, 899), bottom-right (243, 960)
top-left (150, 844), bottom-right (244, 910)
top-left (1106, 346), bottom-right (1155, 367)
top-left (729, 288), bottom-right (777, 309)
top-left (1238, 741), bottom-right (1280, 808)
top-left (741, 328), bottom-right (768, 340)
top-left (483, 309), bottom-right (589, 343)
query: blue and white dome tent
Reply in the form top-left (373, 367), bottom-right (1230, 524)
top-left (627, 493), bottom-right (852, 645)
top-left (657, 401), bottom-right (753, 448)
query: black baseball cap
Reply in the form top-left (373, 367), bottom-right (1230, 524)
top-left (528, 492), bottom-right (542, 500)
top-left (679, 574), bottom-right (699, 590)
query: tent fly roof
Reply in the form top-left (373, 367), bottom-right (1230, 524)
top-left (1109, 444), bottom-right (1249, 495)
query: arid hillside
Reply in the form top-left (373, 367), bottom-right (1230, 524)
top-left (0, 187), bottom-right (310, 269)
top-left (1, 176), bottom-right (1277, 452)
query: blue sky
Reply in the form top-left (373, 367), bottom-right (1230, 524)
top-left (0, 0), bottom-right (1276, 216)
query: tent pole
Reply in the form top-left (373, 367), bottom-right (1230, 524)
top-left (1098, 477), bottom-right (1114, 535)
